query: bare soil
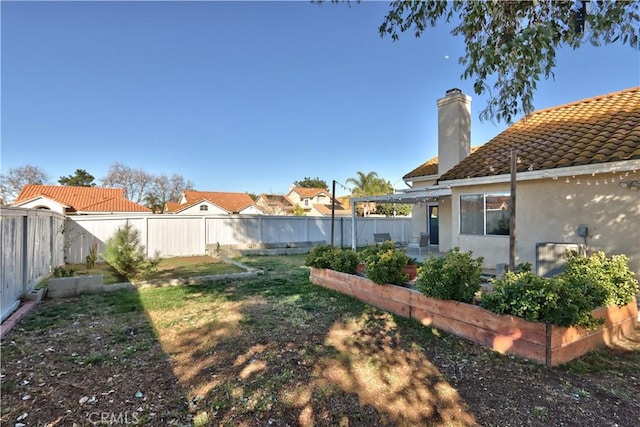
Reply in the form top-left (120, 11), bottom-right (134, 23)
top-left (1, 255), bottom-right (639, 426)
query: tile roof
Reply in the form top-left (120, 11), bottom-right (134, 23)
top-left (258, 194), bottom-right (295, 208)
top-left (439, 86), bottom-right (640, 181)
top-left (313, 203), bottom-right (351, 216)
top-left (289, 187), bottom-right (331, 198)
top-left (403, 147), bottom-right (484, 180)
top-left (182, 190), bottom-right (255, 213)
top-left (14, 185), bottom-right (150, 213)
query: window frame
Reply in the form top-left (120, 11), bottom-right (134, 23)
top-left (459, 192), bottom-right (510, 236)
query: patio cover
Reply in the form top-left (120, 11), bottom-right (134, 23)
top-left (349, 186), bottom-right (452, 250)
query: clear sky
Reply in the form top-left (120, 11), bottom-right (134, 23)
top-left (2, 1), bottom-right (639, 197)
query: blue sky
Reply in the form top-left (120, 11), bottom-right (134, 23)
top-left (2, 1), bottom-right (639, 197)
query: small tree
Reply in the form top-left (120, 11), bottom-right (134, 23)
top-left (101, 222), bottom-right (159, 281)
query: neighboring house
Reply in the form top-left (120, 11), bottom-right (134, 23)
top-left (399, 86), bottom-right (640, 277)
top-left (255, 194), bottom-right (296, 216)
top-left (12, 184), bottom-right (151, 215)
top-left (166, 190), bottom-right (263, 215)
top-left (286, 187), bottom-right (350, 216)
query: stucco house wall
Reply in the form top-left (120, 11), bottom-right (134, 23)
top-left (16, 197), bottom-right (66, 214)
top-left (176, 202), bottom-right (228, 215)
top-left (448, 173), bottom-right (639, 277)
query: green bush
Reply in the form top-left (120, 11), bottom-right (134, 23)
top-left (305, 245), bottom-right (359, 274)
top-left (52, 266), bottom-right (75, 278)
top-left (305, 245), bottom-right (334, 269)
top-left (329, 248), bottom-right (359, 274)
top-left (363, 244), bottom-right (409, 285)
top-left (480, 251), bottom-right (639, 328)
top-left (415, 247), bottom-right (483, 303)
top-left (101, 222), bottom-right (160, 282)
top-left (561, 251), bottom-right (638, 307)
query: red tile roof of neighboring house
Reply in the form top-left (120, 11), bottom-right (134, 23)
top-left (164, 201), bottom-right (180, 212)
top-left (289, 187), bottom-right (331, 198)
top-left (404, 147), bottom-right (482, 180)
top-left (258, 194), bottom-right (295, 208)
top-left (180, 190), bottom-right (255, 213)
top-left (14, 185), bottom-right (150, 213)
top-left (313, 203), bottom-right (351, 216)
top-left (439, 87), bottom-right (640, 181)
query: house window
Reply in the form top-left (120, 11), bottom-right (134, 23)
top-left (460, 193), bottom-right (510, 236)
top-left (200, 205), bottom-right (208, 212)
top-left (304, 199), bottom-right (309, 207)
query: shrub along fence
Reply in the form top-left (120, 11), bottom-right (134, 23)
top-left (1, 207), bottom-right (65, 321)
top-left (64, 214), bottom-right (412, 264)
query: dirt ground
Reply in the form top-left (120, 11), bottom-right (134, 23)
top-left (1, 256), bottom-right (639, 426)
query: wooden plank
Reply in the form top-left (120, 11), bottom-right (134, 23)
top-left (410, 290), bottom-right (547, 345)
top-left (411, 306), bottom-right (547, 364)
top-left (549, 300), bottom-right (638, 347)
top-left (310, 268), bottom-right (638, 366)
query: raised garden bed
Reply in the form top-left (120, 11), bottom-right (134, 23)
top-left (309, 267), bottom-right (638, 367)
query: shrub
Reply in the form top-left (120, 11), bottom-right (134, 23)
top-left (329, 248), bottom-right (359, 274)
top-left (363, 244), bottom-right (409, 285)
top-left (480, 251), bottom-right (639, 328)
top-left (561, 251), bottom-right (638, 307)
top-left (52, 266), bottom-right (75, 278)
top-left (305, 245), bottom-right (334, 269)
top-left (305, 245), bottom-right (359, 274)
top-left (415, 247), bottom-right (483, 303)
top-left (101, 222), bottom-right (160, 282)
top-left (480, 271), bottom-right (602, 328)
top-left (86, 242), bottom-right (98, 269)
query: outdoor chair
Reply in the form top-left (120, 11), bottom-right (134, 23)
top-left (407, 233), bottom-right (430, 255)
top-left (373, 233), bottom-right (406, 248)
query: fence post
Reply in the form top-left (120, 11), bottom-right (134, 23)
top-left (21, 214), bottom-right (28, 297)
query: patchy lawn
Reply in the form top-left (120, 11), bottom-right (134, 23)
top-left (67, 255), bottom-right (245, 284)
top-left (2, 255), bottom-right (639, 426)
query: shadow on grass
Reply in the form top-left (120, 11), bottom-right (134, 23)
top-left (138, 254), bottom-right (477, 426)
top-left (0, 290), bottom-right (190, 426)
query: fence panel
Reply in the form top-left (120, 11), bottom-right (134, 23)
top-left (1, 208), bottom-right (65, 322)
top-left (65, 214), bottom-right (414, 263)
top-left (147, 216), bottom-right (203, 257)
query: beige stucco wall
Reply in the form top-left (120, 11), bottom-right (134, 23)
top-left (449, 172), bottom-right (640, 277)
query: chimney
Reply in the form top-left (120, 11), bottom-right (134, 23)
top-left (437, 88), bottom-right (471, 176)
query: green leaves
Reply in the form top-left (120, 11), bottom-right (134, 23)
top-left (480, 251), bottom-right (639, 328)
top-left (415, 247), bottom-right (483, 303)
top-left (378, 0), bottom-right (640, 123)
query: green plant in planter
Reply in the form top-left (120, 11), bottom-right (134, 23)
top-left (415, 247), bottom-right (483, 303)
top-left (363, 243), bottom-right (409, 285)
top-left (480, 251), bottom-right (639, 328)
top-left (305, 245), bottom-right (334, 269)
top-left (52, 266), bottom-right (75, 278)
top-left (305, 245), bottom-right (359, 274)
top-left (328, 248), bottom-right (359, 274)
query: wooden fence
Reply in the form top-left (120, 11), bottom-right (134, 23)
top-left (65, 214), bottom-right (413, 264)
top-left (1, 207), bottom-right (65, 321)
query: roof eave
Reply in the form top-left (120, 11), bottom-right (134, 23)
top-left (439, 159), bottom-right (640, 187)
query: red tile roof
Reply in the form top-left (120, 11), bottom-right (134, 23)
top-left (289, 187), bottom-right (331, 198)
top-left (403, 147), bottom-right (483, 180)
top-left (439, 87), bottom-right (640, 181)
top-left (180, 190), bottom-right (255, 213)
top-left (14, 185), bottom-right (150, 213)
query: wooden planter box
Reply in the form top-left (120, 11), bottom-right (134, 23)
top-left (309, 267), bottom-right (638, 367)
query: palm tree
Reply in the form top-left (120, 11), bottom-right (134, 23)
top-left (346, 171), bottom-right (393, 216)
